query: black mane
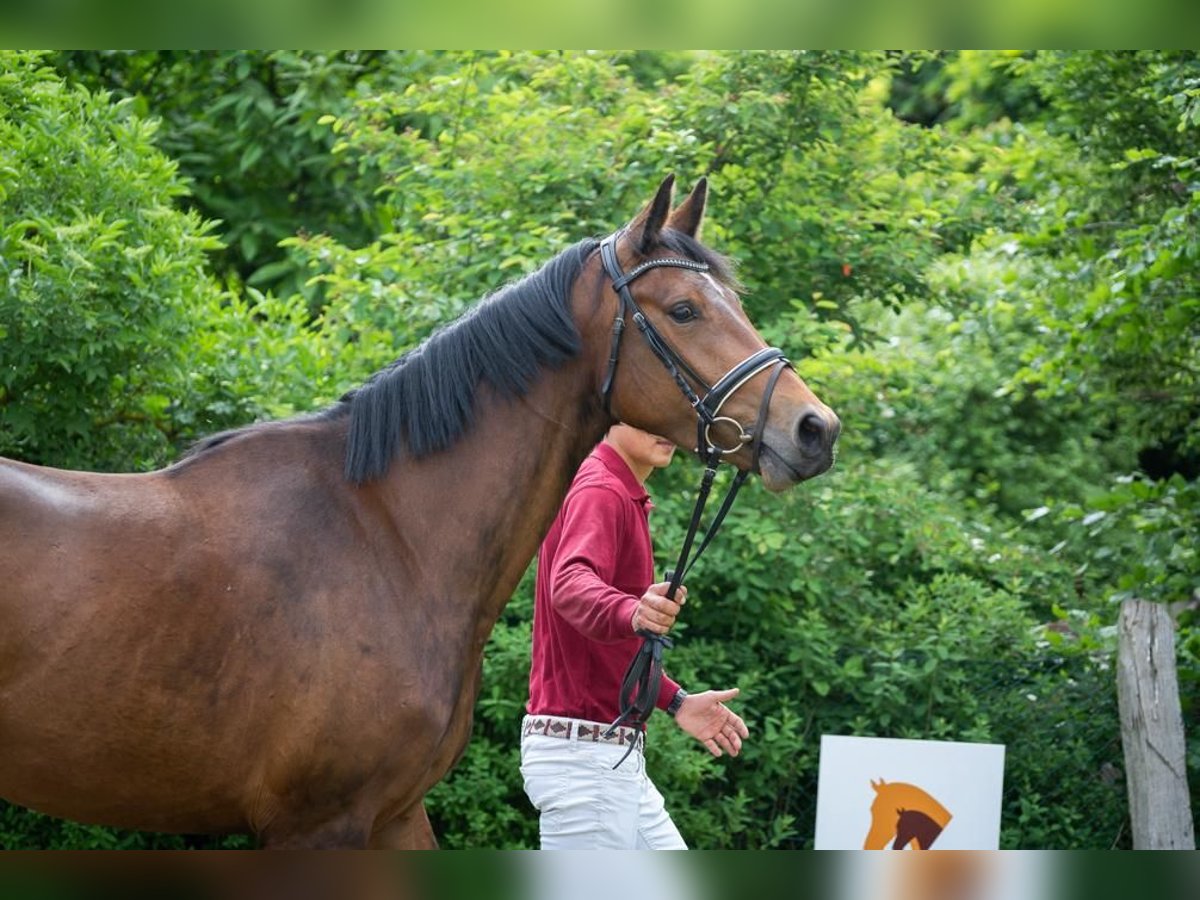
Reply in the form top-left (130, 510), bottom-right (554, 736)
top-left (341, 238), bottom-right (598, 482)
top-left (180, 228), bottom-right (737, 483)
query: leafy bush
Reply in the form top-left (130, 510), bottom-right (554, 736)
top-left (53, 51), bottom-right (450, 300)
top-left (0, 52), bottom-right (227, 470)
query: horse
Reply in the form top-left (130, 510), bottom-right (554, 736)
top-left (863, 778), bottom-right (952, 850)
top-left (0, 176), bottom-right (839, 848)
top-left (893, 808), bottom-right (945, 850)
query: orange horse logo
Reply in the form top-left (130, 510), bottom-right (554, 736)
top-left (863, 778), bottom-right (952, 849)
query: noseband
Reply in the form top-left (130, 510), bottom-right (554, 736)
top-left (597, 233), bottom-right (792, 754)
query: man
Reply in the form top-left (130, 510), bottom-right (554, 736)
top-left (521, 423), bottom-right (750, 849)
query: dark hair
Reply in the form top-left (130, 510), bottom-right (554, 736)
top-left (341, 238), bottom-right (598, 482)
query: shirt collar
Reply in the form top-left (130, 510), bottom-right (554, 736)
top-left (592, 442), bottom-right (651, 508)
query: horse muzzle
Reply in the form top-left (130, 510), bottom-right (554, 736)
top-left (758, 404), bottom-right (841, 492)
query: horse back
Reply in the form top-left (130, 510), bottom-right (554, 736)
top-left (0, 456), bottom-right (177, 617)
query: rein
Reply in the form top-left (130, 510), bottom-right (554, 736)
top-left (596, 233), bottom-right (790, 763)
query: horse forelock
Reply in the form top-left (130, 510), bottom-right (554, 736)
top-left (654, 228), bottom-right (742, 293)
top-left (341, 238), bottom-right (599, 483)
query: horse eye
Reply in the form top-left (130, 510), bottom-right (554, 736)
top-left (668, 302), bottom-right (698, 323)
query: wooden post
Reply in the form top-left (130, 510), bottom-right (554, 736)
top-left (1117, 597), bottom-right (1195, 849)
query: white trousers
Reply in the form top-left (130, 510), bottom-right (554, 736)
top-left (519, 719), bottom-right (687, 850)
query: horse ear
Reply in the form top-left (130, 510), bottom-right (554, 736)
top-left (627, 174), bottom-right (676, 254)
top-left (668, 177), bottom-right (708, 238)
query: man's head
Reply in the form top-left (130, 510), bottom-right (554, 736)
top-left (605, 424), bottom-right (676, 482)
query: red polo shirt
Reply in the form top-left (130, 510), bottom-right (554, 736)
top-left (527, 442), bottom-right (681, 724)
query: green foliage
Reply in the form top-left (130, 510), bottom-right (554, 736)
top-left (53, 51), bottom-right (447, 300)
top-left (0, 52), bottom-right (225, 470)
top-left (300, 51), bottom-right (975, 346)
top-left (831, 295), bottom-right (1138, 520)
top-left (888, 51), bottom-right (1047, 129)
top-left (0, 53), bottom-right (347, 472)
top-left (0, 802), bottom-right (251, 849)
top-left (996, 52), bottom-right (1200, 457)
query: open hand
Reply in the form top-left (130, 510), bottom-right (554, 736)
top-left (674, 688), bottom-right (749, 757)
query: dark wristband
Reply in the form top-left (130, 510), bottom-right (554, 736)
top-left (666, 688), bottom-right (688, 717)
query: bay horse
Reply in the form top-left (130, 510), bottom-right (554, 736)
top-left (0, 176), bottom-right (839, 848)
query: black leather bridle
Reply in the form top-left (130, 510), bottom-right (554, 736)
top-left (598, 235), bottom-right (790, 465)
top-left (597, 232), bottom-right (792, 755)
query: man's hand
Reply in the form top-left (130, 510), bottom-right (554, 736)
top-left (631, 581), bottom-right (687, 636)
top-left (674, 688), bottom-right (749, 757)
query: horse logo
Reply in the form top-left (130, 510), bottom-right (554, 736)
top-left (863, 778), bottom-right (952, 849)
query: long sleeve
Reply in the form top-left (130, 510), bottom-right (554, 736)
top-left (527, 443), bottom-right (681, 722)
top-left (547, 485), bottom-right (640, 644)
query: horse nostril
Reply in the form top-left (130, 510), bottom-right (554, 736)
top-left (800, 413), bottom-right (824, 436)
top-left (795, 409), bottom-right (839, 449)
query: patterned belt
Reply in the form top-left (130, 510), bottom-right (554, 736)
top-left (522, 714), bottom-right (644, 749)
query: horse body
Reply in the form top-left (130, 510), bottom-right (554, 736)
top-left (1, 368), bottom-right (604, 845)
top-left (0, 178), bottom-right (838, 846)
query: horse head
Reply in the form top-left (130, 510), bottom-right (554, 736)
top-left (864, 778), bottom-right (953, 850)
top-left (592, 175), bottom-right (840, 492)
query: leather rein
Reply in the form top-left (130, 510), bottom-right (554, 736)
top-left (596, 233), bottom-right (791, 755)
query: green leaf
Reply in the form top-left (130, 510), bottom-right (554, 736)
top-left (238, 142), bottom-right (264, 173)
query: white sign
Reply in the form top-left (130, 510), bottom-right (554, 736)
top-left (815, 734), bottom-right (1006, 850)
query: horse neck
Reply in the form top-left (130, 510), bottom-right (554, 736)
top-left (368, 277), bottom-right (613, 642)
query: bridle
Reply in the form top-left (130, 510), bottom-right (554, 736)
top-left (598, 234), bottom-right (790, 466)
top-left (596, 232), bottom-right (792, 754)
